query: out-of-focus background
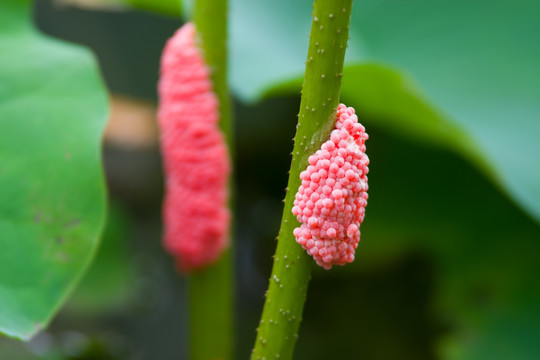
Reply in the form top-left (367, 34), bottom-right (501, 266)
top-left (1, 0), bottom-right (539, 359)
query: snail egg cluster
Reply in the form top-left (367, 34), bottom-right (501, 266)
top-left (158, 23), bottom-right (230, 271)
top-left (292, 104), bottom-right (369, 270)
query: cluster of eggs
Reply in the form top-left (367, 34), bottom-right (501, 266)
top-left (292, 104), bottom-right (369, 269)
top-left (157, 23), bottom-right (230, 271)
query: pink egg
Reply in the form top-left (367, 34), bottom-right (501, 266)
top-left (157, 23), bottom-right (230, 272)
top-left (292, 104), bottom-right (369, 270)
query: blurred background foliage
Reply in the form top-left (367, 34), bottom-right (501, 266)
top-left (1, 0), bottom-right (539, 359)
top-left (0, 0), bottom-right (108, 342)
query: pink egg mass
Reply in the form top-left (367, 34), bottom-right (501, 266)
top-left (292, 104), bottom-right (369, 270)
top-left (157, 22), bottom-right (230, 271)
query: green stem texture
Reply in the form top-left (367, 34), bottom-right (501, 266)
top-left (251, 1), bottom-right (353, 359)
top-left (189, 0), bottom-right (234, 360)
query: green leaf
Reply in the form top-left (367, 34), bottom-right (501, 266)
top-left (0, 0), bottom-right (108, 340)
top-left (124, 0), bottom-right (182, 17)
top-left (65, 205), bottom-right (133, 315)
top-left (224, 1), bottom-right (540, 358)
top-left (228, 0), bottom-right (540, 223)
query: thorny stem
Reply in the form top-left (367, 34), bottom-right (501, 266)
top-left (250, 1), bottom-right (354, 359)
top-left (189, 0), bottom-right (234, 359)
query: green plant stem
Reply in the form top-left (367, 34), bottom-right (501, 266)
top-left (251, 1), bottom-right (353, 359)
top-left (188, 256), bottom-right (233, 360)
top-left (189, 0), bottom-right (234, 360)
